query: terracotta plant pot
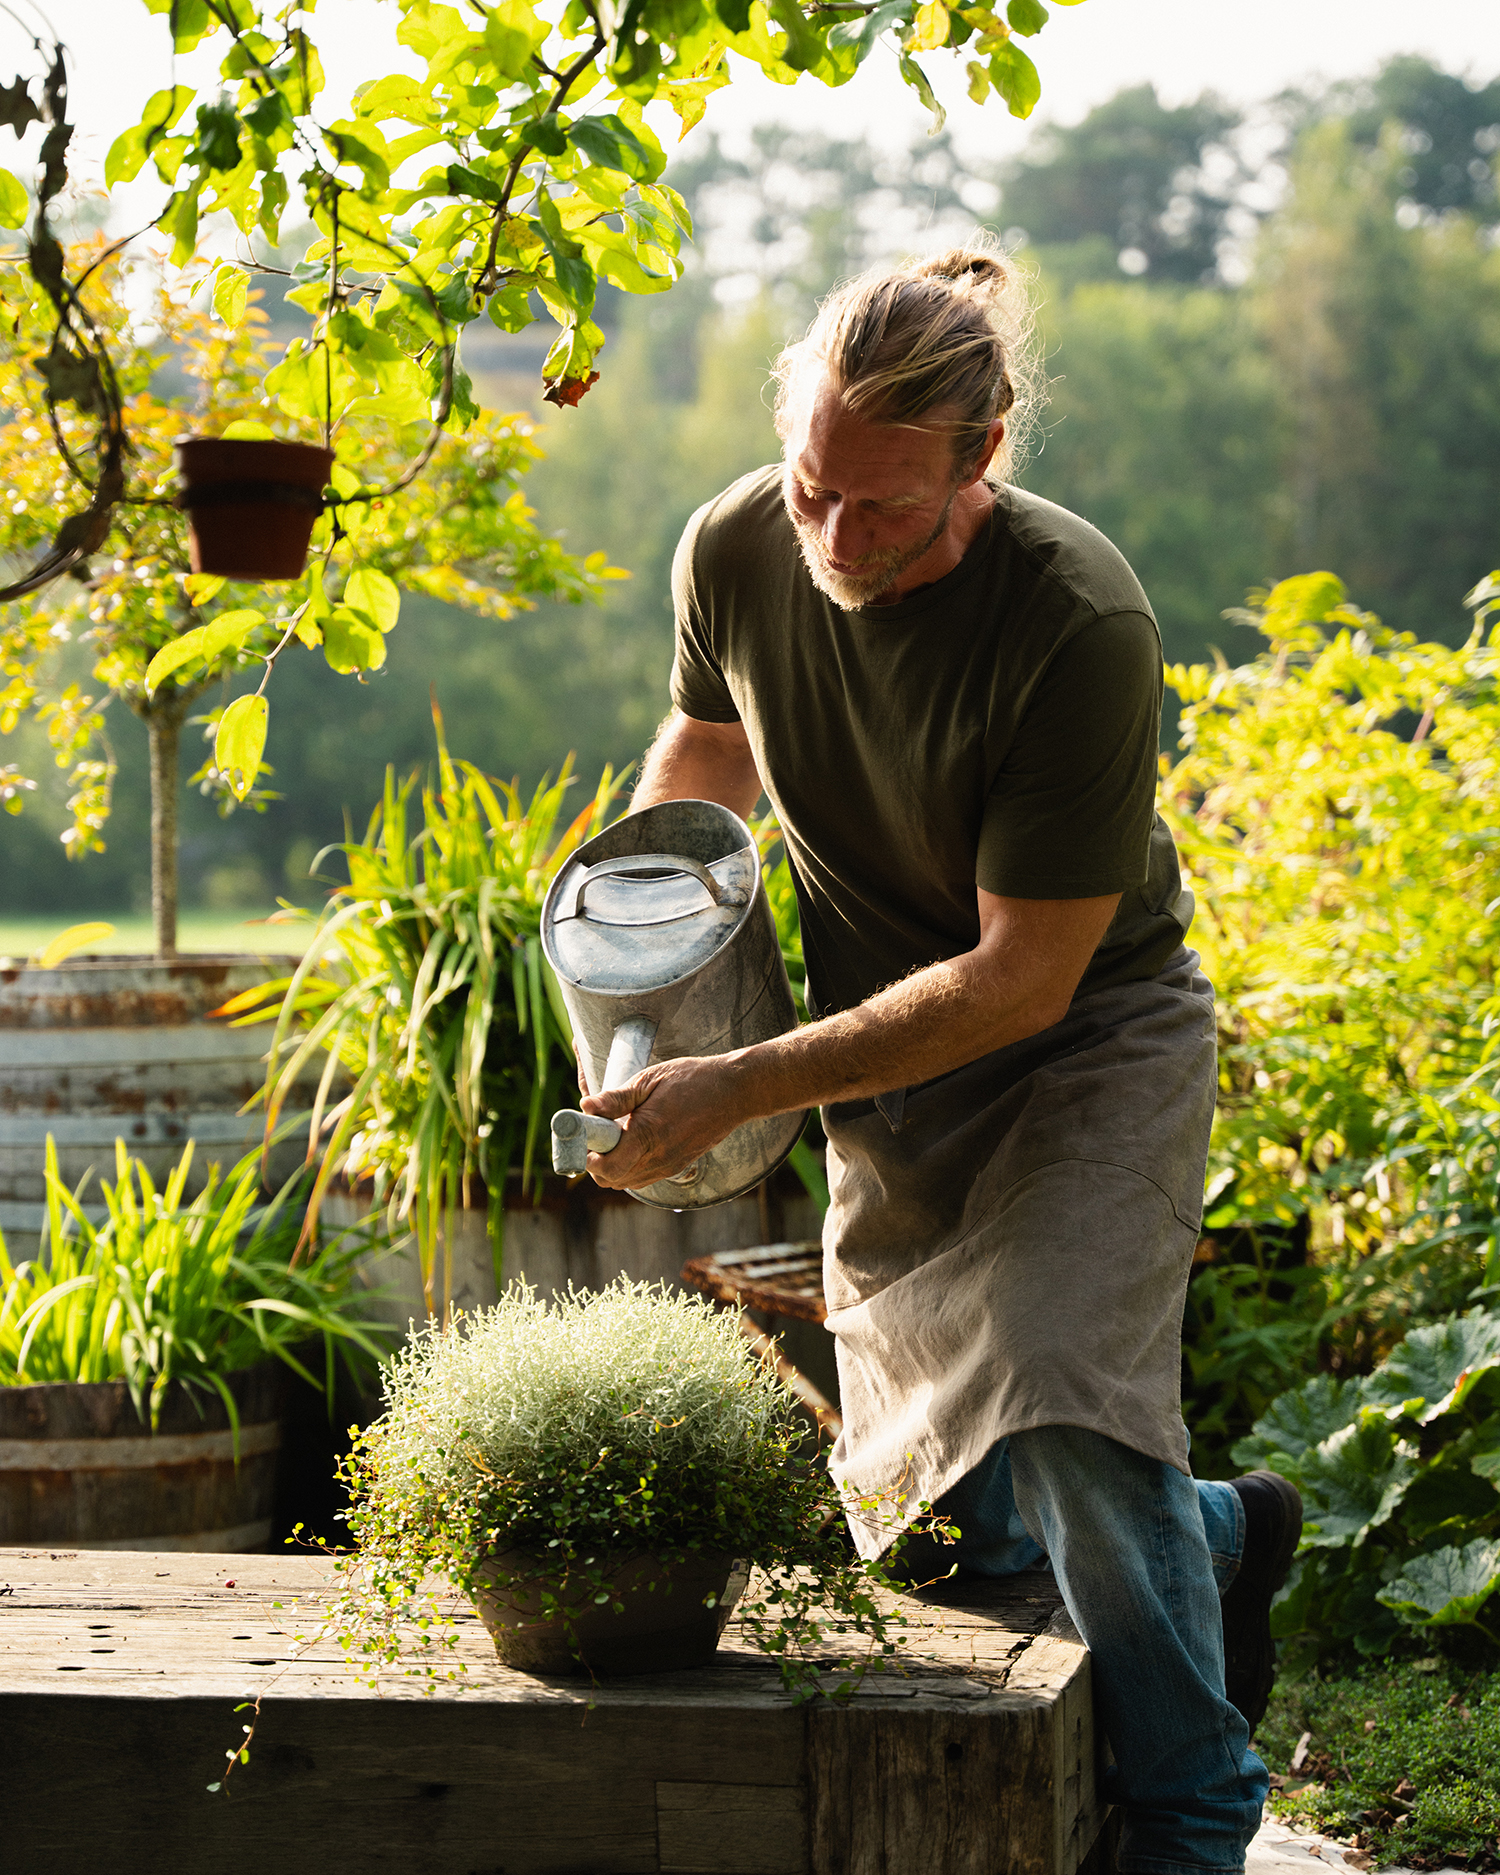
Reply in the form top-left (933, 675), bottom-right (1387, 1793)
top-left (174, 435), bottom-right (334, 580)
top-left (472, 1550), bottom-right (748, 1677)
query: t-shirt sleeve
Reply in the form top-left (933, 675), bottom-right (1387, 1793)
top-left (976, 610), bottom-right (1162, 899)
top-left (668, 501), bottom-right (741, 724)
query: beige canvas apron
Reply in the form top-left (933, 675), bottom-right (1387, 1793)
top-left (823, 948), bottom-right (1217, 1559)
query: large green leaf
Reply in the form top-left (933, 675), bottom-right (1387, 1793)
top-left (145, 610), bottom-right (264, 694)
top-left (215, 693), bottom-right (268, 802)
top-left (1377, 1538), bottom-right (1500, 1627)
top-left (1296, 1412), bottom-right (1418, 1548)
top-left (1231, 1372), bottom-right (1367, 1476)
top-left (1365, 1312), bottom-right (1500, 1423)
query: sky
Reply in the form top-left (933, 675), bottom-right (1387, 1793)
top-left (19, 0), bottom-right (1500, 192)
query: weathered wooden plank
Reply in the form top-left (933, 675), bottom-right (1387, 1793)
top-left (0, 1547), bottom-right (1108, 1875)
top-left (656, 1782), bottom-right (807, 1874)
top-left (808, 1700), bottom-right (1056, 1875)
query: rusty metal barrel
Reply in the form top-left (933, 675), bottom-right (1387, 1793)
top-left (0, 953), bottom-right (309, 1233)
top-left (0, 1365), bottom-right (284, 1550)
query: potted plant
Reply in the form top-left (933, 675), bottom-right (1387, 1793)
top-left (325, 1277), bottom-right (924, 1690)
top-left (0, 244), bottom-right (615, 1225)
top-left (0, 1), bottom-right (1068, 618)
top-left (0, 1135), bottom-right (391, 1549)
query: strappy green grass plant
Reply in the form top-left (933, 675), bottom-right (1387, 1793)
top-left (0, 1138), bottom-right (389, 1431)
top-left (224, 712), bottom-right (625, 1317)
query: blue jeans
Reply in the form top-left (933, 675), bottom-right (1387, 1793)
top-left (913, 1426), bottom-right (1269, 1874)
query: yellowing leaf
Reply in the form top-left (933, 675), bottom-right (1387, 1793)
top-left (218, 419), bottom-right (276, 441)
top-left (212, 265), bottom-right (249, 327)
top-left (323, 607), bottom-right (387, 674)
top-left (182, 573), bottom-right (227, 607)
top-left (966, 59), bottom-right (991, 104)
top-left (0, 167), bottom-right (28, 228)
top-left (344, 567), bottom-right (401, 633)
top-left (908, 2), bottom-right (951, 51)
top-left (145, 610), bottom-right (265, 695)
top-left (34, 922), bottom-right (115, 969)
top-left (215, 693), bottom-right (269, 801)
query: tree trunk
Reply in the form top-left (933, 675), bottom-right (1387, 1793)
top-left (146, 696), bottom-right (188, 959)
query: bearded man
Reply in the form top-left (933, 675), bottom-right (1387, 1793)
top-left (582, 245), bottom-right (1301, 1875)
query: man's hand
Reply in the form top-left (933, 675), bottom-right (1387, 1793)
top-left (581, 1055), bottom-right (750, 1189)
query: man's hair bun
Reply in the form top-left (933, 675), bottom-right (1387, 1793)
top-left (772, 235), bottom-right (1039, 481)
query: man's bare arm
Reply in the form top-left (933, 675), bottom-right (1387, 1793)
top-left (634, 709), bottom-right (762, 819)
top-left (582, 885), bottom-right (1122, 1190)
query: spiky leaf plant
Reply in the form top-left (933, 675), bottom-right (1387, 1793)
top-left (0, 1137), bottom-right (389, 1431)
top-left (223, 710), bottom-right (625, 1317)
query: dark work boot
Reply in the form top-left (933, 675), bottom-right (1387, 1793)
top-left (1222, 1469), bottom-right (1303, 1739)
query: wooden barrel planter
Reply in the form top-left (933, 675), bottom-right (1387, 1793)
top-left (0, 1364), bottom-right (283, 1551)
top-left (0, 953), bottom-right (314, 1235)
top-left (324, 1160), bottom-right (827, 1333)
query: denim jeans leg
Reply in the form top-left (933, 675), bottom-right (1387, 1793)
top-left (1006, 1425), bottom-right (1269, 1875)
top-left (1196, 1477), bottom-right (1245, 1595)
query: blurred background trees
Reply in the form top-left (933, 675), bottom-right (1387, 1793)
top-left (5, 50), bottom-right (1498, 917)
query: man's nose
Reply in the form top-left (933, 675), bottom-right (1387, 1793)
top-left (824, 501), bottom-right (865, 564)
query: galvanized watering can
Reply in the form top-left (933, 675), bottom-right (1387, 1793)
top-left (541, 800), bottom-right (807, 1209)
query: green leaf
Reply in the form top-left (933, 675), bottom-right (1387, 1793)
top-left (1296, 1411), bottom-right (1418, 1548)
top-left (195, 100), bottom-right (244, 173)
top-left (898, 54), bottom-right (946, 133)
top-left (828, 2), bottom-right (905, 63)
top-left (213, 266), bottom-right (249, 328)
top-left (104, 85), bottom-right (192, 186)
top-left (344, 569), bottom-right (400, 634)
top-left (1005, 0), bottom-right (1048, 33)
top-left (1365, 1312), bottom-right (1500, 1424)
top-left (567, 113), bottom-right (666, 183)
top-left (1471, 1445), bottom-right (1500, 1489)
top-left (0, 167), bottom-right (27, 228)
top-left (145, 611), bottom-right (265, 695)
top-left (215, 694), bottom-right (269, 802)
top-left (1377, 1538), bottom-right (1500, 1628)
top-left (323, 607), bottom-right (387, 675)
top-left (1231, 1373), bottom-right (1367, 1477)
top-left (988, 38), bottom-right (1040, 117)
top-left (219, 420), bottom-right (275, 442)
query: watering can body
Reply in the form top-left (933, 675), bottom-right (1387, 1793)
top-left (541, 800), bottom-right (807, 1210)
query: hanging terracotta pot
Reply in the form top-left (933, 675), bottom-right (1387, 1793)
top-left (174, 435), bottom-right (334, 581)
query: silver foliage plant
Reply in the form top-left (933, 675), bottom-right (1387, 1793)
top-left (369, 1280), bottom-right (798, 1490)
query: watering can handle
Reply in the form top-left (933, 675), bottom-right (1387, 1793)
top-left (572, 853), bottom-right (722, 921)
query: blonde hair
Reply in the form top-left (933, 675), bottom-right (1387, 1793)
top-left (772, 240), bottom-right (1040, 482)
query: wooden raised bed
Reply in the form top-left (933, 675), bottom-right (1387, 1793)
top-left (0, 1548), bottom-right (1112, 1875)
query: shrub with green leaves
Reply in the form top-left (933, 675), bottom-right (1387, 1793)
top-left (0, 1138), bottom-right (389, 1429)
top-left (1234, 1309), bottom-right (1500, 1670)
top-left (328, 1279), bottom-right (931, 1698)
top-left (1163, 569), bottom-right (1500, 1466)
top-left (1259, 1660), bottom-right (1500, 1870)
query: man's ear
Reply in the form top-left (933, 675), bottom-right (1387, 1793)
top-left (961, 417), bottom-right (1006, 488)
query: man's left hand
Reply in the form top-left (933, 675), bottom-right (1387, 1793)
top-left (580, 1055), bottom-right (749, 1189)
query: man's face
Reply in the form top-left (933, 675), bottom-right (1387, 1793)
top-left (780, 368), bottom-right (966, 608)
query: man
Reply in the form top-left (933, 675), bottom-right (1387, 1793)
top-left (582, 245), bottom-right (1301, 1875)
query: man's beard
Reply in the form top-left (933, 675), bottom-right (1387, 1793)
top-left (787, 493), bottom-right (955, 609)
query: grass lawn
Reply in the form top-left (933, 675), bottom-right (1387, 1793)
top-left (0, 912), bottom-right (315, 964)
top-left (1260, 1662), bottom-right (1500, 1870)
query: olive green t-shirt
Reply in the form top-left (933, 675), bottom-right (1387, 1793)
top-left (669, 465), bottom-right (1193, 1019)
